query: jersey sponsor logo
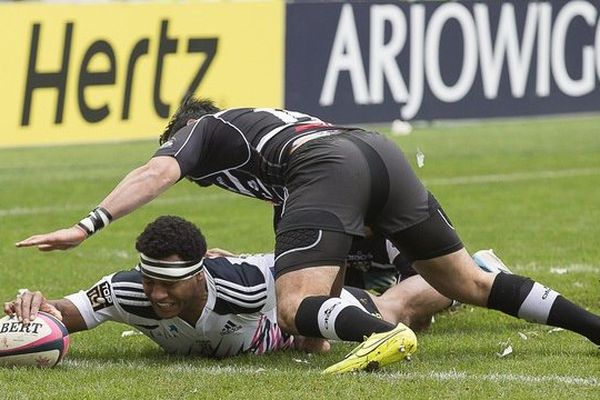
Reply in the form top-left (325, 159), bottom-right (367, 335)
top-left (211, 171), bottom-right (285, 203)
top-left (159, 139), bottom-right (175, 149)
top-left (86, 281), bottom-right (114, 311)
top-left (220, 320), bottom-right (243, 336)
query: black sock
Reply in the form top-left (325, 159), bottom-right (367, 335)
top-left (488, 273), bottom-right (600, 345)
top-left (294, 295), bottom-right (395, 342)
top-left (547, 296), bottom-right (600, 345)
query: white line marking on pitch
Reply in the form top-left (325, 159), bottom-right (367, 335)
top-left (1, 167), bottom-right (599, 218)
top-left (60, 360), bottom-right (600, 387)
top-left (378, 370), bottom-right (600, 387)
top-left (0, 193), bottom-right (231, 218)
top-left (423, 167), bottom-right (600, 186)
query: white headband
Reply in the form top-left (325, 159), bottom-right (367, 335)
top-left (138, 253), bottom-right (204, 281)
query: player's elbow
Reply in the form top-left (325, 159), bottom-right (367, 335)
top-left (140, 157), bottom-right (181, 194)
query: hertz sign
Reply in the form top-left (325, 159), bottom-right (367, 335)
top-left (0, 2), bottom-right (283, 147)
top-left (21, 20), bottom-right (218, 125)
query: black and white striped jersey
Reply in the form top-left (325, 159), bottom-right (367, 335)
top-left (65, 254), bottom-right (294, 358)
top-left (153, 108), bottom-right (356, 204)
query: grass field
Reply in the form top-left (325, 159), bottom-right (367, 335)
top-left (1, 115), bottom-right (599, 399)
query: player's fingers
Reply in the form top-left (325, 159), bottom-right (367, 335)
top-left (40, 303), bottom-right (63, 321)
top-left (3, 302), bottom-right (16, 316)
top-left (18, 231), bottom-right (67, 247)
top-left (19, 293), bottom-right (33, 324)
top-left (13, 295), bottom-right (23, 321)
top-left (29, 291), bottom-right (45, 321)
top-left (15, 235), bottom-right (45, 247)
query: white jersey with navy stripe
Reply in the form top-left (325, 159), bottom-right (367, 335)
top-left (65, 254), bottom-right (294, 358)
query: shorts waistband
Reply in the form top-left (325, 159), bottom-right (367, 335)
top-left (289, 129), bottom-right (346, 154)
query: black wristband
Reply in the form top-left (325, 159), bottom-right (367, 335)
top-left (78, 207), bottom-right (113, 236)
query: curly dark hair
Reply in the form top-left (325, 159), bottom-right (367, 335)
top-left (159, 97), bottom-right (221, 145)
top-left (135, 216), bottom-right (207, 262)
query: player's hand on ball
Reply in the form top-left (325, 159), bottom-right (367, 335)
top-left (4, 290), bottom-right (62, 324)
top-left (15, 225), bottom-right (88, 251)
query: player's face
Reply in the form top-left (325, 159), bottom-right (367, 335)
top-left (141, 266), bottom-right (205, 320)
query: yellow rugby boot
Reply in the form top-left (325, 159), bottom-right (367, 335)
top-left (323, 322), bottom-right (417, 374)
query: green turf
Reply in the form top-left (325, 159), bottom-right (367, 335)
top-left (1, 115), bottom-right (600, 399)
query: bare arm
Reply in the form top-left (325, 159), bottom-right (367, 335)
top-left (16, 156), bottom-right (181, 251)
top-left (4, 290), bottom-right (88, 333)
top-left (99, 156), bottom-right (181, 220)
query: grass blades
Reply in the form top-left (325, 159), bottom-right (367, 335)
top-left (1, 115), bottom-right (599, 399)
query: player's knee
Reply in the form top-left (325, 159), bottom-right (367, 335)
top-left (276, 296), bottom-right (301, 334)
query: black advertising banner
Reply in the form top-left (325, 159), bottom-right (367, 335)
top-left (285, 0), bottom-right (600, 123)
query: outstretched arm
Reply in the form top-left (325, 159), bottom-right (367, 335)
top-left (15, 156), bottom-right (181, 251)
top-left (4, 290), bottom-right (88, 333)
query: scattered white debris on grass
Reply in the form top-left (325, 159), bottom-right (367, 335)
top-left (391, 119), bottom-right (412, 136)
top-left (416, 148), bottom-right (425, 168)
top-left (548, 327), bottom-right (565, 334)
top-left (121, 330), bottom-right (143, 338)
top-left (496, 341), bottom-right (513, 358)
top-left (518, 332), bottom-right (528, 340)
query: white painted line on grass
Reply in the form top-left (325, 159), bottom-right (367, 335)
top-left (2, 167), bottom-right (599, 218)
top-left (0, 193), bottom-right (231, 218)
top-left (60, 360), bottom-right (600, 387)
top-left (423, 167), bottom-right (600, 186)
top-left (518, 263), bottom-right (600, 274)
top-left (378, 370), bottom-right (600, 387)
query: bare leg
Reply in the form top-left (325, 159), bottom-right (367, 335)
top-left (412, 248), bottom-right (496, 306)
top-left (412, 248), bottom-right (600, 345)
top-left (275, 265), bottom-right (396, 342)
top-left (275, 266), bottom-right (340, 334)
top-left (293, 336), bottom-right (331, 353)
top-left (370, 275), bottom-right (452, 331)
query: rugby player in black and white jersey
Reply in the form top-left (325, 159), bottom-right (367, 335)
top-left (17, 98), bottom-right (600, 373)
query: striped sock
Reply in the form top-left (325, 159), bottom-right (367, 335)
top-left (295, 296), bottom-right (395, 342)
top-left (487, 273), bottom-right (600, 344)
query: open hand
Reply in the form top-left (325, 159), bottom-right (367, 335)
top-left (15, 226), bottom-right (87, 251)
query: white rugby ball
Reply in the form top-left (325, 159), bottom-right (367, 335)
top-left (0, 312), bottom-right (70, 368)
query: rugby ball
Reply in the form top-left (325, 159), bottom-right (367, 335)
top-left (0, 312), bottom-right (70, 368)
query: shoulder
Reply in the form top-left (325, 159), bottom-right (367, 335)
top-left (204, 256), bottom-right (271, 285)
top-left (203, 257), bottom-right (271, 315)
top-left (110, 270), bottom-right (159, 320)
